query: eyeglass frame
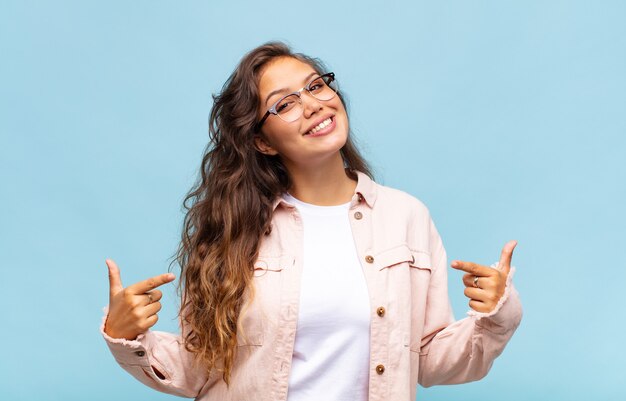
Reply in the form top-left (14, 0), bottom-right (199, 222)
top-left (255, 72), bottom-right (337, 131)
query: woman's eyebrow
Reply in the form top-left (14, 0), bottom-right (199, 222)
top-left (264, 72), bottom-right (319, 106)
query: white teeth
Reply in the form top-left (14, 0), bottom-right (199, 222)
top-left (308, 118), bottom-right (332, 135)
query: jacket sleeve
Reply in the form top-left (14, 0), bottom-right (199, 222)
top-left (100, 306), bottom-right (209, 398)
top-left (417, 218), bottom-right (523, 387)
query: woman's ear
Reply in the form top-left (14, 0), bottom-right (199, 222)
top-left (254, 135), bottom-right (279, 156)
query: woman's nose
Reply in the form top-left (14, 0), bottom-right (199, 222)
top-left (301, 92), bottom-right (323, 118)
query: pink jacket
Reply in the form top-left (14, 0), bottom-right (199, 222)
top-left (101, 171), bottom-right (522, 401)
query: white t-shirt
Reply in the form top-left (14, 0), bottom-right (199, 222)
top-left (283, 193), bottom-right (371, 401)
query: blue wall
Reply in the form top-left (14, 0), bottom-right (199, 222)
top-left (1, 1), bottom-right (624, 400)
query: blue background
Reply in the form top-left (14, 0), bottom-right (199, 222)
top-left (1, 1), bottom-right (624, 400)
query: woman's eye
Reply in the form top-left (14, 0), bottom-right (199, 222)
top-left (308, 80), bottom-right (324, 92)
top-left (276, 100), bottom-right (294, 113)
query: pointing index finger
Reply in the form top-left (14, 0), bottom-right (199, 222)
top-left (127, 273), bottom-right (176, 295)
top-left (451, 261), bottom-right (493, 277)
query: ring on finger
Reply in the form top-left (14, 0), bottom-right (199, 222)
top-left (473, 276), bottom-right (480, 288)
top-left (147, 293), bottom-right (153, 304)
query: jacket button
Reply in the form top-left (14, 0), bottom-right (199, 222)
top-left (376, 364), bottom-right (385, 374)
top-left (354, 211), bottom-right (363, 220)
top-left (357, 193), bottom-right (364, 202)
top-left (377, 306), bottom-right (386, 317)
top-left (365, 255), bottom-right (374, 264)
top-left (135, 351), bottom-right (146, 357)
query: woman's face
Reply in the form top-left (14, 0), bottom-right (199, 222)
top-left (255, 56), bottom-right (349, 169)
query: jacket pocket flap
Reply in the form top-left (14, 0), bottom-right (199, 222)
top-left (376, 244), bottom-right (415, 270)
top-left (254, 254), bottom-right (293, 274)
top-left (409, 251), bottom-right (432, 271)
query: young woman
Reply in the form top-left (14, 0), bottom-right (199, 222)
top-left (102, 42), bottom-right (522, 401)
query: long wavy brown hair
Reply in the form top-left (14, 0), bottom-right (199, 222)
top-left (172, 41), bottom-right (373, 385)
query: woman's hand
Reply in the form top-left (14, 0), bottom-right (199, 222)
top-left (104, 259), bottom-right (175, 340)
top-left (451, 240), bottom-right (517, 313)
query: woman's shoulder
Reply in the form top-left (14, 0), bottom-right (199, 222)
top-left (371, 179), bottom-right (432, 219)
top-left (354, 170), bottom-right (433, 223)
top-left (363, 176), bottom-right (438, 251)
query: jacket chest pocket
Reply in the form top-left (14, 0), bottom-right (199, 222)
top-left (375, 245), bottom-right (432, 353)
top-left (375, 245), bottom-right (433, 291)
top-left (253, 254), bottom-right (291, 277)
top-left (408, 251), bottom-right (432, 352)
top-left (375, 245), bottom-right (432, 275)
top-left (237, 254), bottom-right (292, 346)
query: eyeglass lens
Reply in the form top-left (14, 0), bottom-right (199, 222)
top-left (275, 75), bottom-right (338, 122)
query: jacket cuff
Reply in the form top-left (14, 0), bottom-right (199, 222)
top-left (100, 306), bottom-right (146, 346)
top-left (100, 306), bottom-right (152, 366)
top-left (467, 263), bottom-right (522, 330)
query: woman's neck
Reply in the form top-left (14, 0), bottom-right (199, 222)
top-left (285, 155), bottom-right (357, 206)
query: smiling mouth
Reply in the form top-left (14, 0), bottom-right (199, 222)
top-left (305, 117), bottom-right (334, 136)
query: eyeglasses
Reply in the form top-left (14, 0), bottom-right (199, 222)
top-left (256, 72), bottom-right (338, 131)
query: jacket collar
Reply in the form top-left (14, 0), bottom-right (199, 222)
top-left (271, 170), bottom-right (377, 211)
top-left (353, 170), bottom-right (377, 208)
